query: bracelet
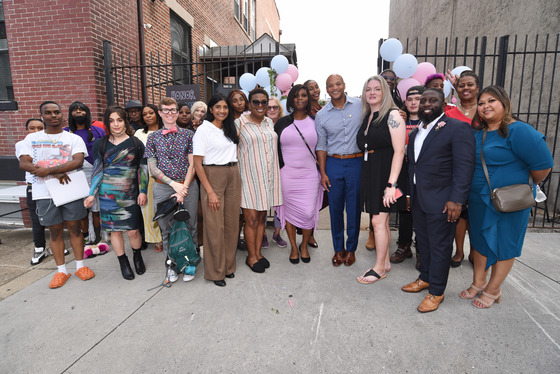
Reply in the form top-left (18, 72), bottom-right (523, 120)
top-left (386, 182), bottom-right (398, 188)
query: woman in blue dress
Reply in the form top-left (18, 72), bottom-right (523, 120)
top-left (84, 106), bottom-right (148, 280)
top-left (460, 86), bottom-right (553, 308)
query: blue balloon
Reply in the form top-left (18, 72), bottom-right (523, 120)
top-left (270, 55), bottom-right (289, 74)
top-left (393, 53), bottom-right (418, 78)
top-left (256, 67), bottom-right (271, 87)
top-left (239, 73), bottom-right (256, 91)
top-left (380, 38), bottom-right (403, 62)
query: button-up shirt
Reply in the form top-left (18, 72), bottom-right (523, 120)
top-left (144, 127), bottom-right (194, 181)
top-left (315, 95), bottom-right (362, 155)
top-left (413, 112), bottom-right (444, 183)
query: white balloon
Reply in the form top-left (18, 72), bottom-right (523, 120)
top-left (241, 89), bottom-right (250, 99)
top-left (450, 66), bottom-right (471, 77)
top-left (393, 54), bottom-right (418, 78)
top-left (270, 55), bottom-right (289, 74)
top-left (239, 73), bottom-right (256, 92)
top-left (255, 67), bottom-right (271, 87)
top-left (380, 38), bottom-right (403, 62)
top-left (280, 98), bottom-right (289, 114)
top-left (443, 80), bottom-right (453, 98)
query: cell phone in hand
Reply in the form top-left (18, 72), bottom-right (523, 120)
top-left (395, 188), bottom-right (403, 199)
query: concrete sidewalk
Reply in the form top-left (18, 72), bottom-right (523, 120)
top-left (0, 227), bottom-right (559, 373)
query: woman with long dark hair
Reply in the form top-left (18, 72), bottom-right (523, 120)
top-left (134, 104), bottom-right (163, 252)
top-left (85, 106), bottom-right (148, 280)
top-left (275, 85), bottom-right (323, 263)
top-left (193, 94), bottom-right (241, 286)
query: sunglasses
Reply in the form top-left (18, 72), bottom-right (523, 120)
top-left (251, 100), bottom-right (268, 107)
top-left (381, 75), bottom-right (396, 82)
top-left (160, 108), bottom-right (178, 114)
top-left (268, 105), bottom-right (280, 110)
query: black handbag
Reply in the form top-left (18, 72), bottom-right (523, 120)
top-left (481, 130), bottom-right (535, 213)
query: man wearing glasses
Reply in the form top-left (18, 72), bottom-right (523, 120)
top-left (145, 97), bottom-right (198, 282)
top-left (315, 74), bottom-right (363, 267)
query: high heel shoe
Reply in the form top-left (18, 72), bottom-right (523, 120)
top-left (459, 283), bottom-right (487, 299)
top-left (299, 244), bottom-right (310, 263)
top-left (473, 291), bottom-right (502, 309)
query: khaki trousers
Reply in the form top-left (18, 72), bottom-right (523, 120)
top-left (201, 164), bottom-right (241, 280)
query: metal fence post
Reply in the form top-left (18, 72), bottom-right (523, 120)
top-left (478, 36), bottom-right (487, 85)
top-left (103, 41), bottom-right (114, 106)
top-left (496, 35), bottom-right (509, 87)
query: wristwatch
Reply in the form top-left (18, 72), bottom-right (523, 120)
top-left (386, 182), bottom-right (398, 188)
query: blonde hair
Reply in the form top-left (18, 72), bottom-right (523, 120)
top-left (360, 75), bottom-right (396, 125)
top-left (267, 96), bottom-right (285, 118)
top-left (191, 101), bottom-right (207, 116)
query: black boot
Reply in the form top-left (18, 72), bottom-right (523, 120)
top-left (132, 248), bottom-right (146, 275)
top-left (118, 254), bottom-right (135, 280)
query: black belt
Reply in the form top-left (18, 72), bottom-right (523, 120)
top-left (205, 162), bottom-right (237, 167)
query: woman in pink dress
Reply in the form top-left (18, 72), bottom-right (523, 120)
top-left (274, 84), bottom-right (323, 264)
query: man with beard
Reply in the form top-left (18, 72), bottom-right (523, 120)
top-left (126, 100), bottom-right (143, 131)
top-left (401, 88), bottom-right (475, 312)
top-left (19, 101), bottom-right (95, 288)
top-left (65, 101), bottom-right (105, 244)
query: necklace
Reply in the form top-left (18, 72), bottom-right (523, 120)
top-left (45, 131), bottom-right (63, 143)
top-left (457, 102), bottom-right (476, 116)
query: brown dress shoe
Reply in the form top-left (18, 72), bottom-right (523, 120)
top-left (332, 250), bottom-right (346, 267)
top-left (390, 242), bottom-right (412, 263)
top-left (417, 293), bottom-right (444, 313)
top-left (401, 278), bottom-right (430, 293)
top-left (343, 251), bottom-right (356, 266)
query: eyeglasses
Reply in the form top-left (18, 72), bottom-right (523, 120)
top-left (268, 105), bottom-right (280, 111)
top-left (381, 75), bottom-right (396, 82)
top-left (160, 108), bottom-right (178, 114)
top-left (251, 100), bottom-right (268, 107)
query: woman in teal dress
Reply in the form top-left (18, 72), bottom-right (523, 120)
top-left (84, 106), bottom-right (149, 280)
top-left (460, 86), bottom-right (553, 308)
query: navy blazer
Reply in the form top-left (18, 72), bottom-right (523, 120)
top-left (407, 115), bottom-right (475, 214)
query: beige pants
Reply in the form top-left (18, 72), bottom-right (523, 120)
top-left (201, 164), bottom-right (241, 281)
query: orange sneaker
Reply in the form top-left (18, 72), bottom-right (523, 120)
top-left (75, 266), bottom-right (95, 281)
top-left (49, 272), bottom-right (71, 289)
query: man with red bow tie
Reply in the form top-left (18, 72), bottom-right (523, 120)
top-left (145, 97), bottom-right (198, 282)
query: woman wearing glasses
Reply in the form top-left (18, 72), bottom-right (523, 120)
top-left (235, 88), bottom-right (282, 273)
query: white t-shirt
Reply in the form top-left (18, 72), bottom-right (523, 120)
top-left (19, 130), bottom-right (88, 200)
top-left (193, 120), bottom-right (238, 164)
top-left (15, 140), bottom-right (34, 184)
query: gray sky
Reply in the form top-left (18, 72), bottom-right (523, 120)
top-left (276, 0), bottom-right (391, 98)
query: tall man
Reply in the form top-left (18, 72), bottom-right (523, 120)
top-left (402, 88), bottom-right (475, 312)
top-left (316, 74), bottom-right (363, 267)
top-left (19, 101), bottom-right (95, 288)
top-left (145, 97), bottom-right (198, 283)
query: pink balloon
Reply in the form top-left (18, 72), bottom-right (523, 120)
top-left (275, 73), bottom-right (293, 92)
top-left (412, 62), bottom-right (437, 85)
top-left (397, 77), bottom-right (421, 100)
top-left (285, 64), bottom-right (299, 82)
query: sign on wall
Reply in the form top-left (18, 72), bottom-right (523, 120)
top-left (166, 84), bottom-right (200, 107)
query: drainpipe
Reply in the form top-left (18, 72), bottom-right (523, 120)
top-left (137, 0), bottom-right (148, 105)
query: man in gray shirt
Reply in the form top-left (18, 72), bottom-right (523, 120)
top-left (316, 74), bottom-right (363, 267)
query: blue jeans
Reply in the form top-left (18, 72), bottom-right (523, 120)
top-left (326, 156), bottom-right (362, 253)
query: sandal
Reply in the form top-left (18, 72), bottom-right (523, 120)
top-left (473, 291), bottom-right (502, 309)
top-left (357, 268), bottom-right (386, 284)
top-left (459, 283), bottom-right (487, 299)
top-left (155, 242), bottom-right (163, 252)
top-left (49, 272), bottom-right (71, 289)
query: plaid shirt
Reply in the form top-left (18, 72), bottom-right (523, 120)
top-left (144, 127), bottom-right (194, 181)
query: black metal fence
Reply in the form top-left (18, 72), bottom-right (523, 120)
top-left (378, 34), bottom-right (560, 229)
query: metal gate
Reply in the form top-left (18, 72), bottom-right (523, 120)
top-left (378, 34), bottom-right (560, 229)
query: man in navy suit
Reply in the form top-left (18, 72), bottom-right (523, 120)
top-left (401, 88), bottom-right (475, 312)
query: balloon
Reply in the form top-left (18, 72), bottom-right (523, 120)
top-left (450, 65), bottom-right (471, 77)
top-left (280, 98), bottom-right (288, 113)
top-left (393, 54), bottom-right (418, 78)
top-left (239, 73), bottom-right (256, 91)
top-left (443, 80), bottom-right (453, 98)
top-left (285, 64), bottom-right (299, 82)
top-left (275, 72), bottom-right (293, 92)
top-left (412, 62), bottom-right (437, 85)
top-left (380, 38), bottom-right (403, 62)
top-left (241, 89), bottom-right (250, 99)
top-left (270, 55), bottom-right (289, 74)
top-left (397, 77), bottom-right (420, 100)
top-left (256, 67), bottom-right (272, 87)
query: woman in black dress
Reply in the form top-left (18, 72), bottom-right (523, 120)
top-left (356, 76), bottom-right (406, 284)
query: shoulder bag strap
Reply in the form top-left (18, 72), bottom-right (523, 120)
top-left (292, 121), bottom-right (318, 165)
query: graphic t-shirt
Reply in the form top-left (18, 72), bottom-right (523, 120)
top-left (19, 130), bottom-right (88, 200)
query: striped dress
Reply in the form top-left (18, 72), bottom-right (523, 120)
top-left (235, 114), bottom-right (282, 210)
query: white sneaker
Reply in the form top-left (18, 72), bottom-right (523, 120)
top-left (167, 267), bottom-right (178, 283)
top-left (30, 247), bottom-right (48, 265)
top-left (183, 273), bottom-right (195, 282)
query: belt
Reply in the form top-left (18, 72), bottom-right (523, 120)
top-left (329, 152), bottom-right (364, 159)
top-left (155, 178), bottom-right (184, 184)
top-left (205, 162), bottom-right (237, 167)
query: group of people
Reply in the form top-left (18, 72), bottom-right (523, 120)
top-left (17, 69), bottom-right (553, 313)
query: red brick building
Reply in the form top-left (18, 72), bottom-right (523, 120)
top-left (0, 0), bottom-right (284, 181)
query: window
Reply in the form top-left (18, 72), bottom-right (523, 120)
top-left (234, 0), bottom-right (240, 21)
top-left (0, 0), bottom-right (15, 109)
top-left (242, 0), bottom-right (248, 31)
top-left (170, 12), bottom-right (192, 85)
top-left (250, 0), bottom-right (256, 40)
